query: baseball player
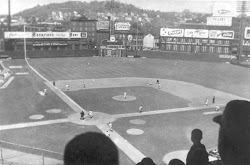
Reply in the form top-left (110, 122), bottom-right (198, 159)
top-left (124, 92), bottom-right (127, 99)
top-left (107, 122), bottom-right (113, 131)
top-left (139, 105), bottom-right (143, 113)
top-left (88, 110), bottom-right (93, 118)
top-left (43, 88), bottom-right (47, 95)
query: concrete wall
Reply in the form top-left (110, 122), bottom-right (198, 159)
top-left (127, 50), bottom-right (232, 63)
top-left (0, 49), bottom-right (98, 59)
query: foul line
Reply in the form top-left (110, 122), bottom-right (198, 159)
top-left (0, 118), bottom-right (69, 131)
top-left (113, 105), bottom-right (225, 119)
top-left (96, 124), bottom-right (146, 164)
top-left (0, 76), bottom-right (15, 89)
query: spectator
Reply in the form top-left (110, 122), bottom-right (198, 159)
top-left (186, 148), bottom-right (210, 165)
top-left (190, 129), bottom-right (206, 151)
top-left (168, 159), bottom-right (185, 165)
top-left (213, 100), bottom-right (250, 165)
top-left (64, 132), bottom-right (119, 165)
top-left (186, 129), bottom-right (208, 165)
top-left (136, 157), bottom-right (156, 165)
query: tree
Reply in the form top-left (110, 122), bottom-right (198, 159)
top-left (182, 9), bottom-right (192, 19)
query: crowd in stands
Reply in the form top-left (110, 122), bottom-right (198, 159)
top-left (63, 100), bottom-right (250, 165)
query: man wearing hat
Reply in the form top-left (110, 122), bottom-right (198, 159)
top-left (213, 100), bottom-right (250, 165)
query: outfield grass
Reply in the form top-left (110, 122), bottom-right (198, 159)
top-left (28, 57), bottom-right (250, 99)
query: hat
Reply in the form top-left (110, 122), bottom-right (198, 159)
top-left (213, 100), bottom-right (250, 126)
top-left (213, 100), bottom-right (250, 164)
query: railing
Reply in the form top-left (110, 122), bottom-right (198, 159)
top-left (0, 140), bottom-right (63, 165)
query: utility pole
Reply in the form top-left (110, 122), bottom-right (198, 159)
top-left (8, 0), bottom-right (11, 31)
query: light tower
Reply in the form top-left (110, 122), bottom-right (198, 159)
top-left (8, 0), bottom-right (11, 31)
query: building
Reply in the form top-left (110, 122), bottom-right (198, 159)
top-left (70, 16), bottom-right (97, 49)
top-left (159, 17), bottom-right (242, 55)
top-left (0, 22), bottom-right (7, 51)
top-left (143, 34), bottom-right (155, 49)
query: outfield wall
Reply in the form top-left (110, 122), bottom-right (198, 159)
top-left (127, 50), bottom-right (233, 63)
top-left (0, 49), bottom-right (98, 59)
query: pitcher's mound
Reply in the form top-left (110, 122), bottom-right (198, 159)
top-left (112, 95), bottom-right (136, 101)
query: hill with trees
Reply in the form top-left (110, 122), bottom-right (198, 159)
top-left (14, 0), bottom-right (211, 37)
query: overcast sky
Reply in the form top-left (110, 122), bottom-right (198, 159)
top-left (0, 0), bottom-right (238, 15)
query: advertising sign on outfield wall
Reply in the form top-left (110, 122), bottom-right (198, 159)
top-left (207, 17), bottom-right (232, 26)
top-left (184, 29), bottom-right (209, 38)
top-left (160, 28), bottom-right (184, 37)
top-left (209, 30), bottom-right (234, 39)
top-left (4, 32), bottom-right (87, 39)
top-left (244, 27), bottom-right (250, 39)
top-left (114, 22), bottom-right (130, 31)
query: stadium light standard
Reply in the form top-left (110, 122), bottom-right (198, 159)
top-left (23, 25), bottom-right (27, 59)
top-left (8, 0), bottom-right (11, 31)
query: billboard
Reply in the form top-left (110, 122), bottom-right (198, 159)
top-left (184, 29), bottom-right (209, 38)
top-left (209, 30), bottom-right (234, 39)
top-left (97, 21), bottom-right (110, 30)
top-left (244, 27), bottom-right (250, 39)
top-left (70, 32), bottom-right (87, 38)
top-left (207, 17), bottom-right (232, 26)
top-left (212, 2), bottom-right (236, 17)
top-left (114, 22), bottom-right (130, 31)
top-left (160, 28), bottom-right (184, 37)
top-left (4, 32), bottom-right (32, 39)
top-left (4, 32), bottom-right (87, 39)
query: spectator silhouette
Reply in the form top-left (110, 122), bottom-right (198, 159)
top-left (213, 100), bottom-right (250, 165)
top-left (136, 157), bottom-right (156, 165)
top-left (168, 159), bottom-right (185, 165)
top-left (186, 148), bottom-right (210, 165)
top-left (64, 132), bottom-right (119, 165)
top-left (186, 129), bottom-right (208, 165)
top-left (190, 129), bottom-right (206, 150)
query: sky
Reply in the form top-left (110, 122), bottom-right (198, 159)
top-left (0, 0), bottom-right (238, 15)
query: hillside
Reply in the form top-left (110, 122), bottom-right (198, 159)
top-left (14, 1), bottom-right (210, 36)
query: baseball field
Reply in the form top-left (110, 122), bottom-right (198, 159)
top-left (0, 56), bottom-right (249, 165)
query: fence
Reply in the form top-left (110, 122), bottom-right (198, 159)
top-left (0, 140), bottom-right (63, 165)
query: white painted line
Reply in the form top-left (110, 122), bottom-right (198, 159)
top-left (15, 72), bottom-right (29, 75)
top-left (9, 66), bottom-right (23, 69)
top-left (96, 124), bottom-right (145, 164)
top-left (203, 111), bottom-right (222, 115)
top-left (0, 118), bottom-right (69, 131)
top-left (0, 76), bottom-right (15, 89)
top-left (113, 106), bottom-right (214, 118)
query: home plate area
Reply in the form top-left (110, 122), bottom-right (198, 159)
top-left (52, 77), bottom-right (241, 164)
